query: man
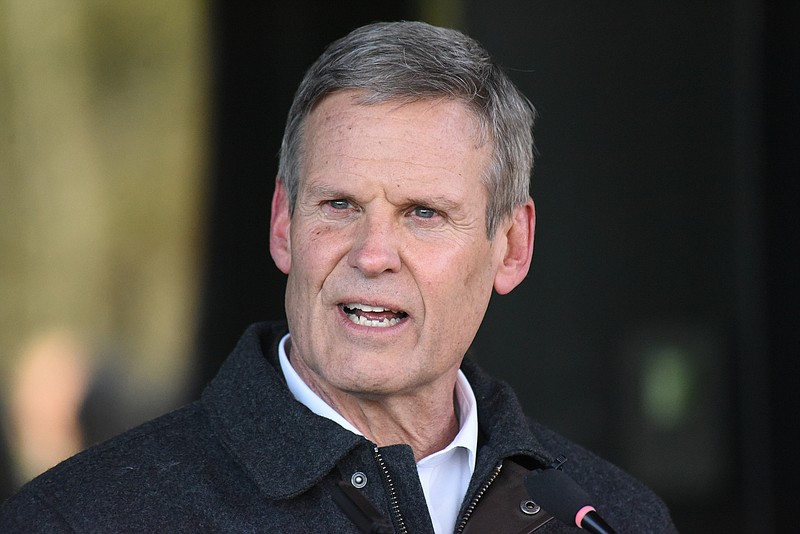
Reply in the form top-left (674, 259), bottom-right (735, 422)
top-left (0, 21), bottom-right (676, 532)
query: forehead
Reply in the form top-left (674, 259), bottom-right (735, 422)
top-left (301, 91), bottom-right (491, 188)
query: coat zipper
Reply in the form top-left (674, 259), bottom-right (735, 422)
top-left (373, 445), bottom-right (408, 534)
top-left (454, 462), bottom-right (503, 534)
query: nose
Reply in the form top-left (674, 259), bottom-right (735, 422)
top-left (347, 211), bottom-right (402, 276)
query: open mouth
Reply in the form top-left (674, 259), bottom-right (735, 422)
top-left (341, 303), bottom-right (408, 327)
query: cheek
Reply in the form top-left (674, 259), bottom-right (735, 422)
top-left (292, 223), bottom-right (333, 260)
top-left (294, 221), bottom-right (332, 245)
top-left (445, 242), bottom-right (496, 284)
top-left (291, 224), bottom-right (350, 285)
top-left (417, 244), bottom-right (495, 306)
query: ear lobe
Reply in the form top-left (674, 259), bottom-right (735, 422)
top-left (493, 199), bottom-right (535, 295)
top-left (269, 178), bottom-right (292, 274)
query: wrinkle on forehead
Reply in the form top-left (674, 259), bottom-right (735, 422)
top-left (305, 95), bottom-right (489, 179)
top-left (312, 90), bottom-right (489, 151)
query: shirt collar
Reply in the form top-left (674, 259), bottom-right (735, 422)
top-left (201, 322), bottom-right (551, 501)
top-left (278, 333), bottom-right (363, 436)
top-left (278, 333), bottom-right (478, 470)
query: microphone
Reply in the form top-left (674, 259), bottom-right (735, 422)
top-left (523, 456), bottom-right (616, 534)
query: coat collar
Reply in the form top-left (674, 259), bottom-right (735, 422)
top-left (201, 322), bottom-right (364, 499)
top-left (201, 322), bottom-right (554, 500)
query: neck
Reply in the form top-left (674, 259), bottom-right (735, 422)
top-left (289, 351), bottom-right (460, 462)
top-left (338, 390), bottom-right (460, 461)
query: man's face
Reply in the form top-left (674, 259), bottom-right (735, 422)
top-left (271, 90), bottom-right (512, 399)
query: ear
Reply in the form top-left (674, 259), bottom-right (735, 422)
top-left (493, 198), bottom-right (535, 295)
top-left (269, 178), bottom-right (292, 274)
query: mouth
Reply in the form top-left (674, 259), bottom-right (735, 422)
top-left (340, 303), bottom-right (409, 328)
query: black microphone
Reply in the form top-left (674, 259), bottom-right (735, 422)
top-left (523, 456), bottom-right (616, 534)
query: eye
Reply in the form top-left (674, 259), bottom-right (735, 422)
top-left (412, 206), bottom-right (437, 219)
top-left (328, 199), bottom-right (352, 210)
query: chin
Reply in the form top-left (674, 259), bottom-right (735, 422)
top-left (330, 370), bottom-right (410, 398)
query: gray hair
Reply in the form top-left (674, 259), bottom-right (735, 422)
top-left (278, 21), bottom-right (536, 237)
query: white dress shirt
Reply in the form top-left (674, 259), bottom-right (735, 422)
top-left (278, 334), bottom-right (478, 534)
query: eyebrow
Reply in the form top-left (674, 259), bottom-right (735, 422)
top-left (303, 183), bottom-right (350, 200)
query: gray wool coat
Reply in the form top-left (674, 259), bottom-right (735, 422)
top-left (0, 321), bottom-right (677, 533)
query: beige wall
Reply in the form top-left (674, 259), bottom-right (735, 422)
top-left (0, 0), bottom-right (209, 483)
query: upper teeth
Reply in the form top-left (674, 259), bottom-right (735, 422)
top-left (343, 303), bottom-right (404, 328)
top-left (344, 303), bottom-right (399, 313)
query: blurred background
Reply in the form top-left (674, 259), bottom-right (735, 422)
top-left (0, 1), bottom-right (797, 532)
